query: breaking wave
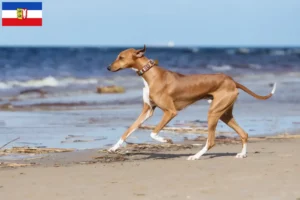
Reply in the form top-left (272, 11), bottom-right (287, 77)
top-left (0, 76), bottom-right (99, 90)
top-left (207, 65), bottom-right (233, 72)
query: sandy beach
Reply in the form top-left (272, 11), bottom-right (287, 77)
top-left (1, 137), bottom-right (300, 200)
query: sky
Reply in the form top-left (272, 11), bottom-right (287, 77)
top-left (0, 0), bottom-right (300, 47)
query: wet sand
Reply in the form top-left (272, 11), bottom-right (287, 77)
top-left (1, 137), bottom-right (300, 200)
top-left (1, 100), bottom-right (300, 152)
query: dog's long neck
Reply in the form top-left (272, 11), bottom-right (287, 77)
top-left (133, 57), bottom-right (161, 86)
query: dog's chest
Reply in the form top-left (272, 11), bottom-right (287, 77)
top-left (142, 78), bottom-right (152, 106)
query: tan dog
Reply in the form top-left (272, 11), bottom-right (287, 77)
top-left (107, 45), bottom-right (276, 160)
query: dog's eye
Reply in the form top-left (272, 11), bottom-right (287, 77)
top-left (119, 56), bottom-right (123, 60)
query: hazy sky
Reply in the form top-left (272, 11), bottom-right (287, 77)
top-left (0, 0), bottom-right (300, 47)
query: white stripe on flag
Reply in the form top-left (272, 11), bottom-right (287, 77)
top-left (2, 10), bottom-right (42, 18)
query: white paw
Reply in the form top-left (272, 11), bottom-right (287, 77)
top-left (150, 133), bottom-right (173, 144)
top-left (108, 139), bottom-right (124, 153)
top-left (108, 145), bottom-right (119, 153)
top-left (160, 139), bottom-right (168, 143)
top-left (187, 155), bottom-right (200, 161)
top-left (235, 153), bottom-right (247, 158)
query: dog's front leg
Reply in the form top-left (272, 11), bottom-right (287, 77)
top-left (150, 109), bottom-right (177, 143)
top-left (108, 104), bottom-right (155, 152)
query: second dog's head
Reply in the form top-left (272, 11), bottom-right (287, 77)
top-left (107, 45), bottom-right (147, 72)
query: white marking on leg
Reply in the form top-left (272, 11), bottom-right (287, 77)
top-left (207, 99), bottom-right (212, 104)
top-left (271, 83), bottom-right (276, 94)
top-left (108, 138), bottom-right (125, 152)
top-left (187, 140), bottom-right (209, 160)
top-left (150, 132), bottom-right (167, 143)
top-left (236, 143), bottom-right (247, 158)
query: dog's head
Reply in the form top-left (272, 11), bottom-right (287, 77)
top-left (107, 45), bottom-right (147, 72)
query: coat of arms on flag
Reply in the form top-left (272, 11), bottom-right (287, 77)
top-left (2, 2), bottom-right (42, 26)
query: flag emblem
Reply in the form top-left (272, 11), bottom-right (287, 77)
top-left (17, 8), bottom-right (28, 20)
top-left (2, 2), bottom-right (42, 26)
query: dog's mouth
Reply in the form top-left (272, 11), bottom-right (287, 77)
top-left (111, 68), bottom-right (122, 72)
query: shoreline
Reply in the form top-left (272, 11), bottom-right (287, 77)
top-left (1, 133), bottom-right (300, 167)
top-left (1, 101), bottom-right (300, 153)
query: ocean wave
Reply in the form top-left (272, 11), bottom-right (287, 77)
top-left (207, 65), bottom-right (232, 72)
top-left (0, 76), bottom-right (99, 90)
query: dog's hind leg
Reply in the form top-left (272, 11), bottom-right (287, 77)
top-left (187, 91), bottom-right (238, 160)
top-left (187, 113), bottom-right (221, 160)
top-left (220, 106), bottom-right (248, 158)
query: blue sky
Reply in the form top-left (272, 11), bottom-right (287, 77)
top-left (0, 0), bottom-right (300, 47)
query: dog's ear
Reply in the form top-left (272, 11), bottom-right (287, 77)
top-left (134, 44), bottom-right (146, 58)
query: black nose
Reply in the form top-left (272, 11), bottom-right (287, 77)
top-left (107, 66), bottom-right (111, 71)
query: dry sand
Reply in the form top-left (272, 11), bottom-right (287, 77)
top-left (1, 137), bottom-right (300, 200)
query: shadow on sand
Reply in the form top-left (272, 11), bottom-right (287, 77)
top-left (126, 152), bottom-right (237, 160)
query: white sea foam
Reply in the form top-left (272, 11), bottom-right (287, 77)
top-left (269, 50), bottom-right (286, 56)
top-left (249, 64), bottom-right (262, 70)
top-left (207, 65), bottom-right (232, 72)
top-left (0, 76), bottom-right (99, 89)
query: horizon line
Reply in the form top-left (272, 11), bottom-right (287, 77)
top-left (0, 44), bottom-right (300, 48)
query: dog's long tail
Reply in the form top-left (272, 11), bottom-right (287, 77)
top-left (235, 81), bottom-right (276, 100)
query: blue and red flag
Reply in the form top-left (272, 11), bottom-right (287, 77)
top-left (2, 2), bottom-right (42, 26)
